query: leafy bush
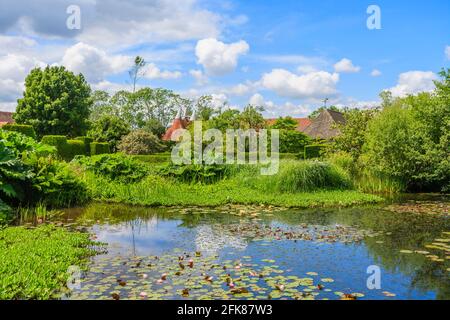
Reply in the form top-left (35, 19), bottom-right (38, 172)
top-left (132, 153), bottom-right (172, 164)
top-left (0, 130), bottom-right (87, 221)
top-left (118, 129), bottom-right (166, 155)
top-left (90, 142), bottom-right (110, 155)
top-left (73, 153), bottom-right (147, 183)
top-left (278, 129), bottom-right (311, 153)
top-left (2, 124), bottom-right (36, 139)
top-left (87, 114), bottom-right (130, 152)
top-left (304, 144), bottom-right (328, 159)
top-left (41, 135), bottom-right (67, 155)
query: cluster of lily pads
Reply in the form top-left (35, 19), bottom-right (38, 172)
top-left (68, 251), bottom-right (371, 301)
top-left (399, 231), bottom-right (450, 271)
top-left (386, 201), bottom-right (449, 217)
top-left (217, 221), bottom-right (381, 244)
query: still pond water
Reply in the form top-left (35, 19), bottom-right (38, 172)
top-left (57, 196), bottom-right (449, 300)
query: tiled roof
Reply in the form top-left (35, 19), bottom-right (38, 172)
top-left (0, 111), bottom-right (14, 127)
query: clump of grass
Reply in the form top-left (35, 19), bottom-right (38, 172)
top-left (230, 160), bottom-right (352, 193)
top-left (0, 224), bottom-right (101, 299)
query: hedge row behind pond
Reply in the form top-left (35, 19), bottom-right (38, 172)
top-left (2, 124), bottom-right (36, 139)
top-left (41, 135), bottom-right (109, 160)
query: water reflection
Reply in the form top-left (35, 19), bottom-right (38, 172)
top-left (60, 200), bottom-right (449, 300)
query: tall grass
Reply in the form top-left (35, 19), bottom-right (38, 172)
top-left (228, 160), bottom-right (352, 193)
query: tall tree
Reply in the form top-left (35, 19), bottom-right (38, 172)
top-left (14, 66), bottom-right (92, 138)
top-left (271, 117), bottom-right (298, 130)
top-left (129, 56), bottom-right (146, 93)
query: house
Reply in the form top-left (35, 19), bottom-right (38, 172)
top-left (162, 108), bottom-right (194, 141)
top-left (265, 117), bottom-right (312, 132)
top-left (0, 111), bottom-right (14, 127)
top-left (303, 109), bottom-right (346, 140)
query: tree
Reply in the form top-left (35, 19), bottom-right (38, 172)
top-left (332, 108), bottom-right (379, 160)
top-left (143, 118), bottom-right (166, 138)
top-left (14, 66), bottom-right (92, 138)
top-left (88, 114), bottom-right (131, 152)
top-left (90, 90), bottom-right (118, 121)
top-left (129, 56), bottom-right (146, 93)
top-left (208, 109), bottom-right (241, 132)
top-left (239, 105), bottom-right (266, 130)
top-left (363, 70), bottom-right (450, 191)
top-left (194, 95), bottom-right (218, 120)
top-left (271, 117), bottom-right (298, 130)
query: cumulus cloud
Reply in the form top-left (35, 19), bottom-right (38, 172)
top-left (371, 69), bottom-right (382, 77)
top-left (261, 69), bottom-right (339, 99)
top-left (144, 63), bottom-right (182, 80)
top-left (0, 0), bottom-right (223, 48)
top-left (190, 69), bottom-right (209, 86)
top-left (195, 38), bottom-right (249, 76)
top-left (60, 42), bottom-right (132, 82)
top-left (387, 71), bottom-right (437, 97)
top-left (446, 45), bottom-right (450, 60)
top-left (249, 93), bottom-right (312, 117)
top-left (334, 58), bottom-right (360, 73)
top-left (0, 54), bottom-right (46, 81)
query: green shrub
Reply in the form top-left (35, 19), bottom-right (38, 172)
top-left (41, 135), bottom-right (86, 161)
top-left (278, 130), bottom-right (311, 153)
top-left (0, 130), bottom-right (87, 219)
top-left (73, 153), bottom-right (147, 183)
top-left (2, 124), bottom-right (36, 139)
top-left (75, 136), bottom-right (93, 155)
top-left (158, 163), bottom-right (227, 184)
top-left (118, 129), bottom-right (166, 155)
top-left (90, 142), bottom-right (110, 155)
top-left (304, 144), bottom-right (328, 159)
top-left (132, 153), bottom-right (172, 164)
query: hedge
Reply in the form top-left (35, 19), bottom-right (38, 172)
top-left (41, 135), bottom-right (87, 161)
top-left (75, 136), bottom-right (93, 155)
top-left (90, 142), bottom-right (110, 155)
top-left (2, 124), bottom-right (36, 139)
top-left (303, 144), bottom-right (328, 159)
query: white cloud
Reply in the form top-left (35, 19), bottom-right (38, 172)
top-left (195, 38), bottom-right (249, 76)
top-left (0, 35), bottom-right (37, 55)
top-left (91, 80), bottom-right (133, 93)
top-left (60, 42), bottom-right (132, 82)
top-left (261, 69), bottom-right (339, 99)
top-left (446, 45), bottom-right (450, 60)
top-left (190, 69), bottom-right (209, 86)
top-left (249, 93), bottom-right (312, 117)
top-left (371, 69), bottom-right (382, 77)
top-left (0, 102), bottom-right (17, 112)
top-left (334, 58), bottom-right (361, 73)
top-left (0, 0), bottom-right (224, 49)
top-left (210, 93), bottom-right (228, 109)
top-left (297, 65), bottom-right (318, 74)
top-left (144, 63), bottom-right (182, 80)
top-left (0, 54), bottom-right (46, 81)
top-left (387, 71), bottom-right (437, 97)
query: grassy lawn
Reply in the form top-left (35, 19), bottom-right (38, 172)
top-left (84, 173), bottom-right (383, 208)
top-left (0, 224), bottom-right (100, 299)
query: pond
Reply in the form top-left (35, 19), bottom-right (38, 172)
top-left (51, 197), bottom-right (449, 300)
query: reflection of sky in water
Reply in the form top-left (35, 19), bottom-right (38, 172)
top-left (71, 204), bottom-right (449, 300)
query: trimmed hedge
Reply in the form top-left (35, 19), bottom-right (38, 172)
top-left (41, 135), bottom-right (87, 161)
top-left (2, 124), bottom-right (36, 139)
top-left (90, 142), bottom-right (110, 155)
top-left (303, 144), bottom-right (328, 159)
top-left (75, 136), bottom-right (93, 155)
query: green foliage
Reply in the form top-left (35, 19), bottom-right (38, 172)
top-left (90, 142), bottom-right (110, 156)
top-left (158, 164), bottom-right (227, 184)
top-left (87, 114), bottom-right (130, 152)
top-left (331, 108), bottom-right (378, 160)
top-left (207, 109), bottom-right (241, 131)
top-left (239, 105), bottom-right (267, 130)
top-left (270, 117), bottom-right (298, 130)
top-left (304, 144), bottom-right (328, 159)
top-left (75, 136), bottom-right (93, 155)
top-left (2, 124), bottom-right (36, 139)
top-left (143, 118), bottom-right (166, 138)
top-left (0, 224), bottom-right (100, 299)
top-left (14, 66), bottom-right (92, 138)
top-left (0, 130), bottom-right (87, 218)
top-left (364, 80), bottom-right (450, 192)
top-left (278, 130), bottom-right (311, 153)
top-left (73, 153), bottom-right (147, 183)
top-left (132, 153), bottom-right (172, 164)
top-left (41, 135), bottom-right (86, 161)
top-left (118, 129), bottom-right (166, 155)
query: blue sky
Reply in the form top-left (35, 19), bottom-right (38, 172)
top-left (0, 0), bottom-right (449, 117)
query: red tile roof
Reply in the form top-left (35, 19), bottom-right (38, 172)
top-left (266, 118), bottom-right (312, 132)
top-left (0, 111), bottom-right (14, 127)
top-left (162, 118), bottom-right (190, 141)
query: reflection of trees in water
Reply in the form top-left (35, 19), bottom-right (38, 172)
top-left (195, 225), bottom-right (248, 254)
